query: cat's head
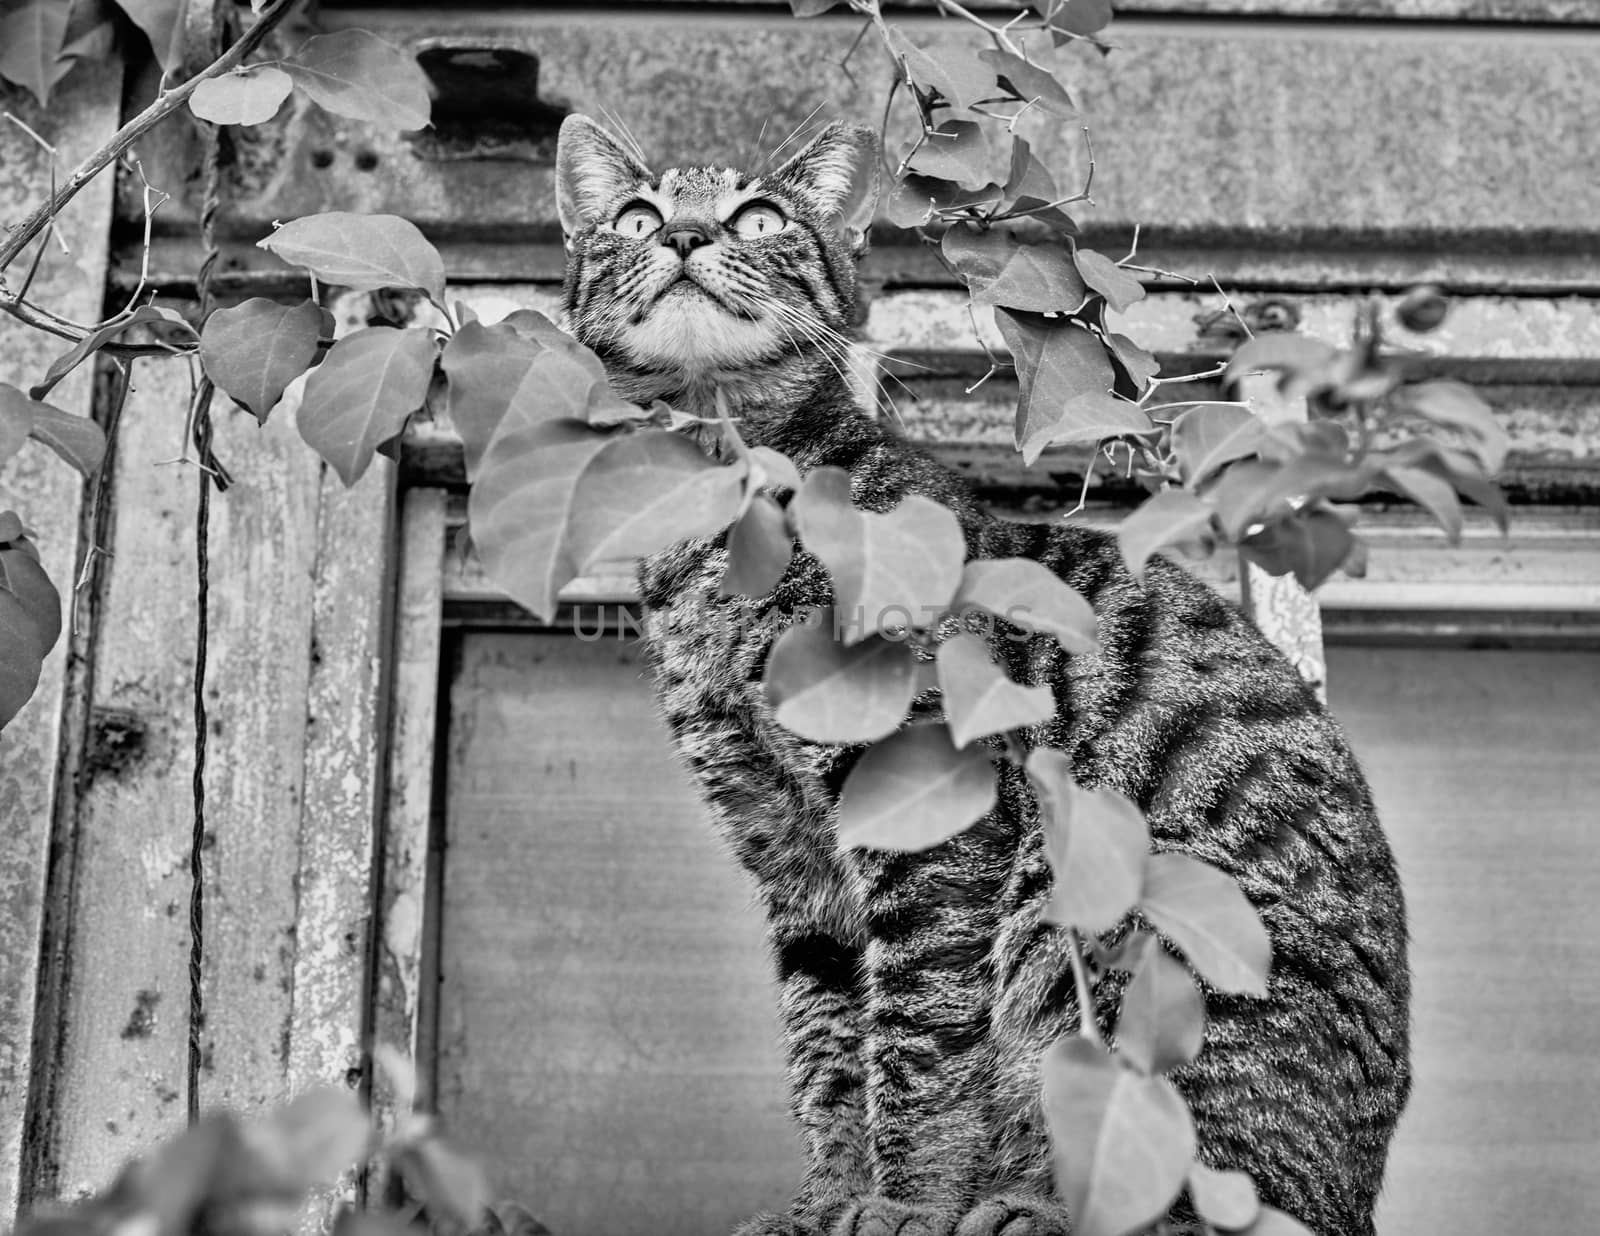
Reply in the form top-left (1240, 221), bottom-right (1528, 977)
top-left (555, 114), bottom-right (878, 404)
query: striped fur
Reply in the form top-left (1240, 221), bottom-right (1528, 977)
top-left (556, 116), bottom-right (1411, 1236)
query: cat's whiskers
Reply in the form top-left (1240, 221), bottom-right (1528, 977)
top-left (766, 300), bottom-right (901, 423)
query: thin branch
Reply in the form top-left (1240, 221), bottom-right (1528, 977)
top-left (933, 0), bottom-right (1026, 56)
top-left (0, 0), bottom-right (302, 275)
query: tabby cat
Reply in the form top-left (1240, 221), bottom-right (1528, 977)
top-left (554, 114), bottom-right (1411, 1236)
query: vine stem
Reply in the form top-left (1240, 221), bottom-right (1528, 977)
top-left (0, 0), bottom-right (301, 276)
top-left (1066, 927), bottom-right (1103, 1046)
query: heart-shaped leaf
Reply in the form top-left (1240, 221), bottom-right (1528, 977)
top-left (889, 31), bottom-right (997, 112)
top-left (905, 120), bottom-right (991, 188)
top-left (1116, 946), bottom-right (1205, 1075)
top-left (201, 298), bottom-right (323, 422)
top-left (112, 0), bottom-right (183, 69)
top-left (1106, 331), bottom-right (1159, 393)
top-left (0, 587), bottom-right (45, 729)
top-left (945, 228), bottom-right (1087, 315)
top-left (0, 0), bottom-right (69, 105)
top-left (1042, 1036), bottom-right (1196, 1236)
top-left (1073, 249), bottom-right (1144, 313)
top-left (1397, 379), bottom-right (1508, 474)
top-left (749, 446), bottom-right (802, 494)
top-left (1224, 334), bottom-right (1339, 390)
top-left (0, 539), bottom-right (60, 657)
top-left (1170, 404), bottom-right (1266, 487)
top-left (950, 557), bottom-right (1097, 653)
top-left (994, 310), bottom-right (1117, 451)
top-left (980, 49), bottom-right (1076, 117)
top-left (1238, 506), bottom-right (1358, 591)
top-left (283, 30), bottom-right (431, 131)
top-left (791, 467), bottom-right (966, 644)
top-left (1036, 0), bottom-right (1114, 38)
top-left (1187, 1162), bottom-right (1261, 1232)
top-left (189, 66), bottom-right (294, 125)
top-left (297, 326), bottom-right (437, 485)
top-left (468, 419), bottom-right (614, 622)
top-left (766, 618), bottom-right (918, 744)
top-left (936, 632), bottom-right (1053, 748)
top-left (568, 431), bottom-right (746, 565)
top-left (721, 494), bottom-right (795, 597)
top-left (1141, 852), bottom-right (1270, 996)
top-left (837, 724), bottom-right (997, 852)
top-left (1116, 488), bottom-right (1216, 581)
top-left (1382, 463), bottom-right (1463, 542)
top-left (886, 174), bottom-right (1001, 227)
top-left (1020, 391), bottom-right (1155, 463)
top-left (1028, 750), bottom-right (1149, 934)
top-left (0, 385), bottom-right (38, 468)
top-left (260, 212), bottom-right (446, 301)
top-left (13, 394), bottom-right (102, 475)
top-left (31, 306), bottom-right (195, 400)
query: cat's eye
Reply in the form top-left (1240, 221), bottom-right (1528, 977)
top-left (612, 202), bottom-right (663, 238)
top-left (730, 202), bottom-right (788, 238)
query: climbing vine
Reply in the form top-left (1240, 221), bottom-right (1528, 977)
top-left (0, 1), bottom-right (1507, 1235)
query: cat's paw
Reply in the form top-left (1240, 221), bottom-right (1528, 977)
top-left (828, 1196), bottom-right (955, 1236)
top-left (954, 1195), bottom-right (1072, 1236)
top-left (733, 1213), bottom-right (821, 1236)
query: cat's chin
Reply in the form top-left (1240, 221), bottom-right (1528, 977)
top-left (622, 294), bottom-right (783, 372)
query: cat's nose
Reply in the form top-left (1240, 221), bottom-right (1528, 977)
top-left (660, 221), bottom-right (714, 256)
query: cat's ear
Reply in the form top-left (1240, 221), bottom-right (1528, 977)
top-left (766, 122), bottom-right (879, 252)
top-left (556, 114), bottom-right (653, 238)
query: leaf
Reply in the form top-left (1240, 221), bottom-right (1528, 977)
top-left (568, 431), bottom-right (746, 565)
top-left (1116, 946), bottom-right (1205, 1076)
top-left (1041, 1036), bottom-right (1196, 1236)
top-left (905, 120), bottom-right (992, 188)
top-left (393, 1136), bottom-right (492, 1230)
top-left (26, 398), bottom-right (108, 476)
top-left (885, 174), bottom-right (1000, 228)
top-left (936, 632), bottom-right (1053, 748)
top-left (1105, 331), bottom-right (1160, 393)
top-left (0, 385), bottom-right (38, 467)
top-left (721, 494), bottom-right (794, 597)
top-left (1169, 404), bottom-right (1266, 487)
top-left (283, 30), bottom-right (431, 131)
top-left (1116, 489), bottom-right (1216, 581)
top-left (1073, 249), bottom-right (1144, 313)
top-left (468, 420), bottom-right (614, 622)
top-left (110, 0), bottom-right (183, 69)
top-left (749, 446), bottom-right (802, 493)
top-left (1188, 1162), bottom-right (1261, 1232)
top-left (297, 326), bottom-right (438, 485)
top-left (31, 306), bottom-right (194, 399)
top-left (1206, 452), bottom-right (1370, 543)
top-left (0, 512), bottom-right (23, 543)
top-left (200, 298), bottom-right (323, 422)
top-left (0, 540), bottom-right (61, 656)
top-left (1000, 137), bottom-right (1058, 209)
top-left (1021, 391), bottom-right (1155, 463)
top-left (442, 321), bottom-right (549, 478)
top-left (944, 228), bottom-right (1087, 315)
top-left (1238, 506), bottom-right (1357, 591)
top-left (791, 467), bottom-right (966, 645)
top-left (788, 0), bottom-right (845, 12)
top-left (950, 557), bottom-right (1097, 654)
top-left (259, 212), bottom-right (446, 301)
top-left (837, 725), bottom-right (997, 852)
top-left (1027, 750), bottom-right (1149, 934)
top-left (1225, 334), bottom-right (1339, 389)
top-left (1140, 852), bottom-right (1270, 997)
top-left (1382, 463), bottom-right (1463, 543)
top-left (1034, 0), bottom-right (1115, 38)
top-left (0, 0), bottom-right (70, 105)
top-left (765, 618), bottom-right (918, 744)
top-left (980, 49), bottom-right (1076, 118)
top-left (1399, 379), bottom-right (1508, 473)
top-left (994, 310), bottom-right (1116, 451)
top-left (889, 30), bottom-right (997, 112)
top-left (189, 66), bottom-right (294, 126)
top-left (0, 588), bottom-right (45, 729)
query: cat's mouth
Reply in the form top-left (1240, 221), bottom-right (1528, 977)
top-left (656, 272), bottom-right (758, 322)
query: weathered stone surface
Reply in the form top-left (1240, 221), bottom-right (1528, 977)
top-left (128, 14), bottom-right (1600, 289)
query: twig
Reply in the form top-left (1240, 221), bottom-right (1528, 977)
top-left (1209, 275), bottom-right (1253, 341)
top-left (1135, 363), bottom-right (1231, 407)
top-left (0, 0), bottom-right (302, 275)
top-left (933, 0), bottom-right (1026, 56)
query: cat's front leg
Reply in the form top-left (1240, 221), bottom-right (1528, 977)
top-left (769, 925), bottom-right (873, 1221)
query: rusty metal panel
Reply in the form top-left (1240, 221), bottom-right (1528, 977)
top-left (0, 68), bottom-right (122, 1222)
